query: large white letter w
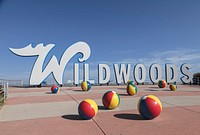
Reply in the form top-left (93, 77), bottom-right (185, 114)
top-left (9, 42), bottom-right (91, 85)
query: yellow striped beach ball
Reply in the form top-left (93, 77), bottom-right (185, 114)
top-left (102, 91), bottom-right (120, 109)
top-left (169, 84), bottom-right (177, 91)
top-left (81, 81), bottom-right (91, 91)
top-left (127, 83), bottom-right (138, 96)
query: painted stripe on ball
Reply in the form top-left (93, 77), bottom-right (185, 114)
top-left (109, 92), bottom-right (119, 108)
top-left (170, 85), bottom-right (176, 91)
top-left (145, 97), bottom-right (162, 118)
top-left (87, 81), bottom-right (91, 90)
top-left (139, 98), bottom-right (153, 119)
top-left (84, 99), bottom-right (98, 114)
top-left (128, 84), bottom-right (137, 95)
top-left (147, 95), bottom-right (162, 110)
top-left (103, 91), bottom-right (113, 108)
top-left (81, 81), bottom-right (88, 91)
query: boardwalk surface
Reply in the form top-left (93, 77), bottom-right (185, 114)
top-left (0, 85), bottom-right (200, 135)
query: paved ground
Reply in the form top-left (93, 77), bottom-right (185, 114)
top-left (0, 85), bottom-right (200, 135)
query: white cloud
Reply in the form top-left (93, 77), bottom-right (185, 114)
top-left (151, 48), bottom-right (200, 63)
top-left (94, 48), bottom-right (200, 65)
top-left (111, 48), bottom-right (200, 67)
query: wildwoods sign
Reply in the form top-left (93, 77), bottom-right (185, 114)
top-left (9, 42), bottom-right (193, 85)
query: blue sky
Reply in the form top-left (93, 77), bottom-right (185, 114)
top-left (0, 0), bottom-right (200, 84)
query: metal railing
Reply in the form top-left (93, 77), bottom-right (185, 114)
top-left (0, 80), bottom-right (9, 109)
top-left (193, 77), bottom-right (200, 85)
top-left (7, 80), bottom-right (23, 87)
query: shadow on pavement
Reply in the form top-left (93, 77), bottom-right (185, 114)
top-left (61, 114), bottom-right (84, 120)
top-left (98, 105), bottom-right (107, 110)
top-left (73, 90), bottom-right (85, 92)
top-left (144, 89), bottom-right (159, 91)
top-left (148, 87), bottom-right (159, 89)
top-left (162, 89), bottom-right (171, 91)
top-left (45, 92), bottom-right (55, 94)
top-left (118, 93), bottom-right (130, 96)
top-left (114, 113), bottom-right (144, 120)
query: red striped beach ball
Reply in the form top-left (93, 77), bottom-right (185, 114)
top-left (51, 85), bottom-right (60, 93)
top-left (102, 91), bottom-right (120, 109)
top-left (78, 99), bottom-right (98, 120)
top-left (169, 84), bottom-right (177, 91)
top-left (158, 80), bottom-right (167, 88)
top-left (138, 95), bottom-right (162, 119)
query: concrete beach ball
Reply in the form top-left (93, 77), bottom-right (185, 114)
top-left (51, 85), bottom-right (60, 93)
top-left (158, 80), bottom-right (167, 88)
top-left (138, 95), bottom-right (162, 119)
top-left (170, 84), bottom-right (177, 91)
top-left (127, 83), bottom-right (138, 95)
top-left (102, 91), bottom-right (120, 109)
top-left (78, 99), bottom-right (98, 120)
top-left (81, 81), bottom-right (91, 91)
